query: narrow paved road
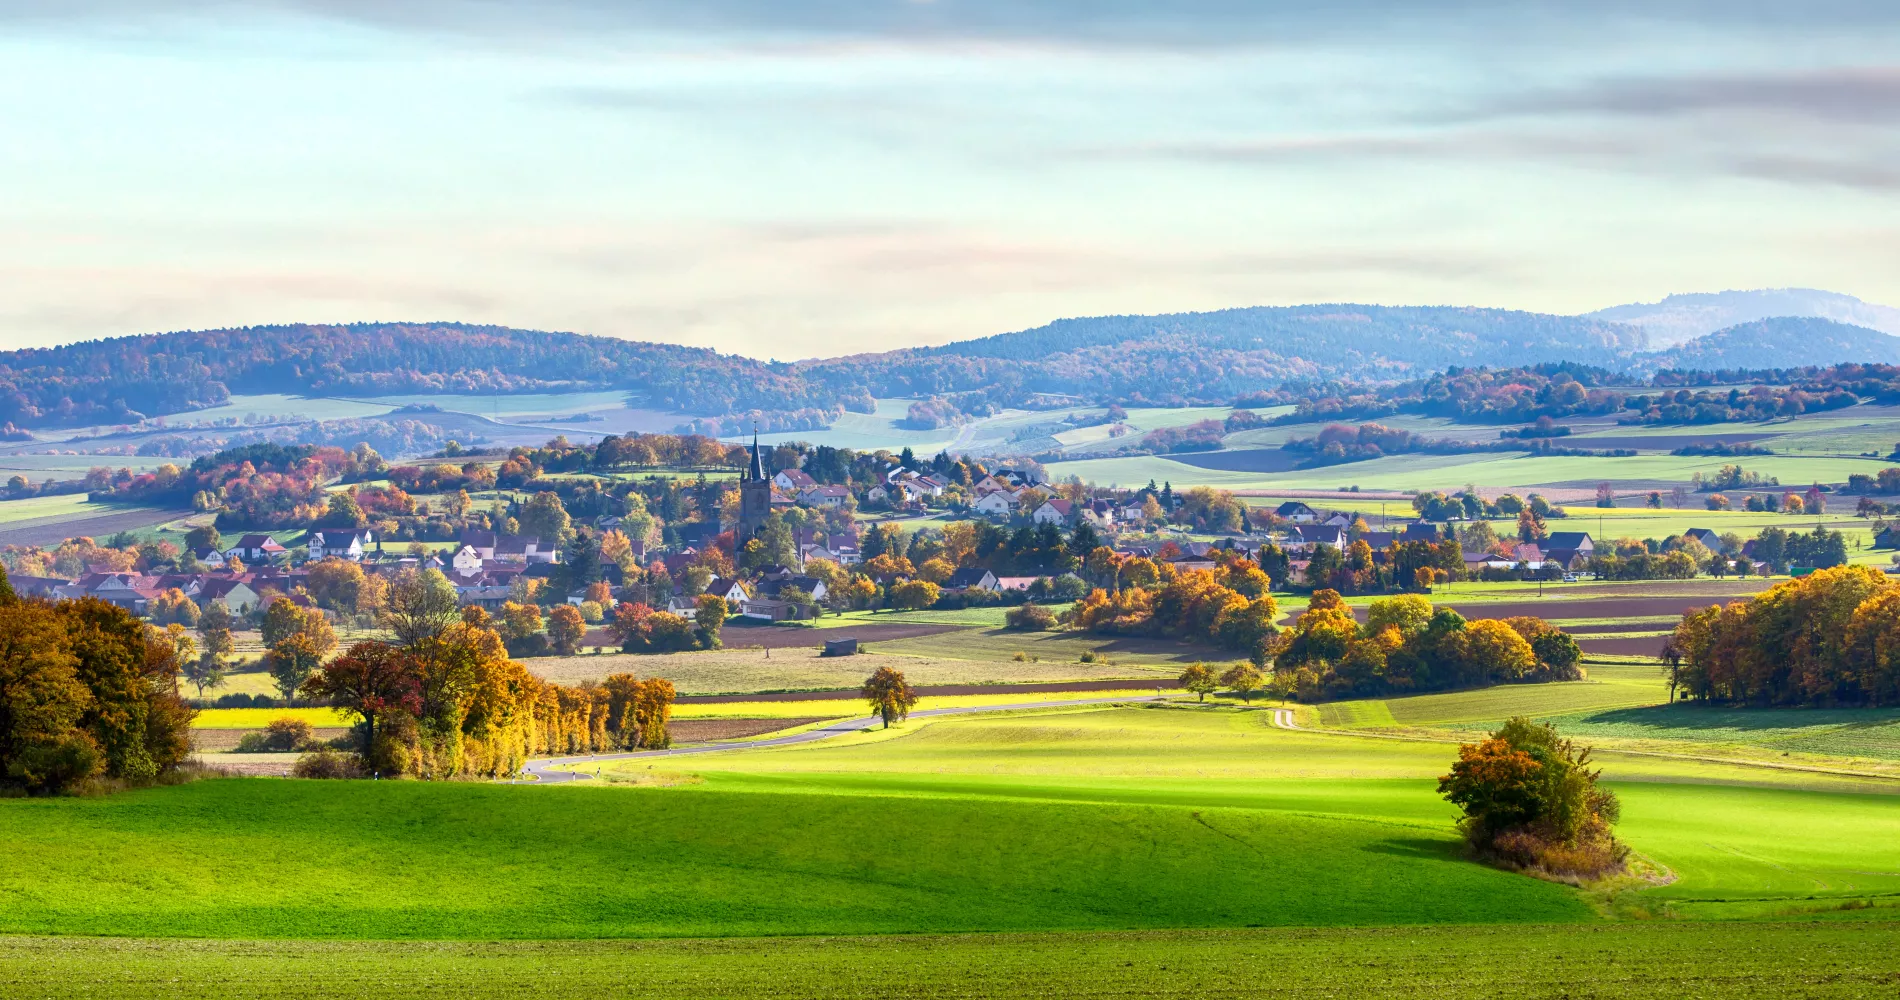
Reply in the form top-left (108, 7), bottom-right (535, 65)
top-left (520, 693), bottom-right (1168, 784)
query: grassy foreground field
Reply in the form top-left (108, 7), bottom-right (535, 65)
top-left (8, 922), bottom-right (1899, 999)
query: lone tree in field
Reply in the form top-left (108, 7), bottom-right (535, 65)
top-left (1179, 662), bottom-right (1218, 701)
top-left (862, 666), bottom-right (919, 729)
top-left (1438, 717), bottom-right (1626, 878)
top-left (1220, 663), bottom-right (1263, 703)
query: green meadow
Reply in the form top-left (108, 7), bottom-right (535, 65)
top-left (9, 923), bottom-right (1897, 1000)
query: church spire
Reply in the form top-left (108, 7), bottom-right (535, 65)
top-left (748, 427), bottom-right (767, 481)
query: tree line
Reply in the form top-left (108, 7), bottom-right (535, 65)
top-left (1668, 565), bottom-right (1900, 706)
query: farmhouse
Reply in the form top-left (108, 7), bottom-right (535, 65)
top-left (773, 469), bottom-right (817, 492)
top-left (224, 534), bottom-right (287, 562)
top-left (973, 490), bottom-right (1021, 518)
top-left (945, 567), bottom-right (1001, 592)
top-left (1275, 501), bottom-right (1319, 523)
top-left (307, 530), bottom-right (375, 561)
top-left (1031, 498), bottom-right (1074, 525)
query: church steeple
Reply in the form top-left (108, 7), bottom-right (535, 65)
top-left (748, 429), bottom-right (767, 481)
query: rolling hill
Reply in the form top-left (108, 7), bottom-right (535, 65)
top-left (1644, 317), bottom-right (1900, 372)
top-left (1589, 289), bottom-right (1900, 349)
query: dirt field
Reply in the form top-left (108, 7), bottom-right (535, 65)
top-left (1575, 636), bottom-right (1671, 656)
top-left (580, 621), bottom-right (965, 651)
top-left (671, 718), bottom-right (828, 740)
top-left (0, 505), bottom-right (187, 547)
top-left (521, 645), bottom-right (1174, 694)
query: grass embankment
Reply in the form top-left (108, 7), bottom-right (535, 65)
top-left (8, 922), bottom-right (1898, 999)
top-left (0, 767), bottom-right (1585, 939)
top-left (1315, 661), bottom-right (1900, 770)
top-left (24, 702), bottom-right (1887, 940)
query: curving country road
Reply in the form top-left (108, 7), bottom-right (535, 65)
top-left (520, 693), bottom-right (1168, 784)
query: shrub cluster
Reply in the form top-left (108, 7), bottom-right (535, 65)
top-left (1439, 718), bottom-right (1626, 879)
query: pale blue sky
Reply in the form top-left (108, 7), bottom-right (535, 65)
top-left (4, 2), bottom-right (1899, 357)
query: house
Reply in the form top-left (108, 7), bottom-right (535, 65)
top-left (1031, 498), bottom-right (1074, 525)
top-left (1360, 530), bottom-right (1397, 550)
top-left (457, 530), bottom-right (500, 560)
top-left (454, 585), bottom-right (513, 612)
top-left (1544, 532), bottom-right (1595, 556)
top-left (799, 485), bottom-right (853, 509)
top-left (743, 576), bottom-right (828, 620)
top-left (83, 573), bottom-right (161, 612)
top-left (774, 469), bottom-right (818, 492)
top-left (945, 567), bottom-right (1000, 592)
top-left (197, 578), bottom-right (261, 614)
top-left (973, 490), bottom-right (1021, 518)
top-left (1513, 543), bottom-right (1546, 567)
top-left (992, 469), bottom-right (1042, 489)
top-left (224, 534), bottom-right (287, 562)
top-left (993, 576), bottom-right (1037, 592)
top-left (1398, 522), bottom-right (1445, 544)
top-left (190, 547), bottom-right (227, 569)
top-left (1464, 552), bottom-right (1516, 572)
top-left (7, 575), bottom-right (70, 599)
top-left (1275, 501), bottom-right (1319, 523)
top-left (1683, 528), bottom-right (1724, 553)
top-left (704, 577), bottom-right (750, 605)
top-left (1285, 525), bottom-right (1347, 551)
top-left (972, 475), bottom-right (1012, 496)
top-left (308, 530), bottom-right (375, 561)
top-left (1320, 512), bottom-right (1353, 528)
top-left (1080, 508), bottom-right (1115, 532)
top-left (452, 545), bottom-right (484, 574)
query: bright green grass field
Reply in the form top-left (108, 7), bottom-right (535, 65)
top-left (0, 763), bottom-right (1586, 939)
top-left (11, 703), bottom-right (1894, 942)
top-left (9, 922), bottom-right (1899, 1000)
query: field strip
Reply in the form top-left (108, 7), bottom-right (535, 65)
top-left (1268, 708), bottom-right (1900, 783)
top-left (523, 694), bottom-right (1169, 783)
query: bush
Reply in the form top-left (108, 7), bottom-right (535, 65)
top-left (1004, 603), bottom-right (1056, 631)
top-left (292, 749), bottom-right (364, 779)
top-left (235, 717), bottom-right (315, 752)
top-left (214, 693), bottom-right (278, 708)
top-left (505, 633), bottom-right (552, 658)
top-left (1438, 717), bottom-right (1625, 880)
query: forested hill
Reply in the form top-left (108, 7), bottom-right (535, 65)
top-left (1644, 317), bottom-right (1900, 372)
top-left (795, 305), bottom-right (1651, 406)
top-left (0, 323), bottom-right (843, 429)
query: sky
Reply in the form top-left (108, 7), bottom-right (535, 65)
top-left (4, 1), bottom-right (1900, 359)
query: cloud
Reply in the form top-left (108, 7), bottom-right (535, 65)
top-left (14, 0), bottom-right (1900, 50)
top-left (1473, 66), bottom-right (1900, 124)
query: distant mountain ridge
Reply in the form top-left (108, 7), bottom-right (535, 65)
top-left (15, 291), bottom-right (1900, 435)
top-left (1588, 288), bottom-right (1900, 348)
top-left (1642, 316), bottom-right (1900, 372)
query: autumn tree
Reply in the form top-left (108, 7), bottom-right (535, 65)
top-left (380, 568), bottom-right (462, 646)
top-left (547, 604), bottom-right (587, 655)
top-left (692, 593), bottom-right (728, 649)
top-left (268, 633), bottom-right (324, 704)
top-left (633, 677), bottom-right (676, 749)
top-left (862, 666), bottom-right (919, 728)
top-left (1221, 663), bottom-right (1264, 703)
top-left (888, 579), bottom-right (941, 612)
top-left (1179, 662), bottom-right (1217, 701)
top-left (301, 641), bottom-right (421, 756)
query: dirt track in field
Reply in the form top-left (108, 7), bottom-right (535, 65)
top-left (671, 718), bottom-right (831, 741)
top-left (582, 622), bottom-right (967, 650)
